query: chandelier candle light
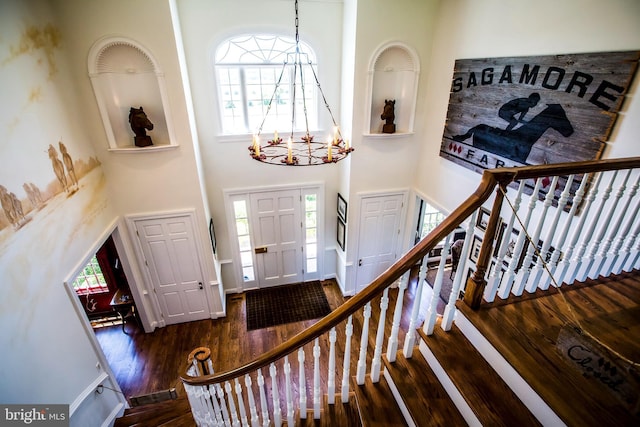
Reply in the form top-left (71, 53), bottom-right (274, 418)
top-left (248, 0), bottom-right (353, 166)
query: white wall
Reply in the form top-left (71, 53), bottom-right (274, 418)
top-left (415, 0), bottom-right (640, 214)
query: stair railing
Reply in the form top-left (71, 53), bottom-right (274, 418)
top-left (181, 156), bottom-right (640, 426)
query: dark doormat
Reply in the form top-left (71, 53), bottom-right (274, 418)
top-left (246, 281), bottom-right (331, 331)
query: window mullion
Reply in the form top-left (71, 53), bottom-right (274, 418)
top-left (239, 67), bottom-right (250, 132)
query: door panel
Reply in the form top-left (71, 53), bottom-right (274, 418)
top-left (356, 194), bottom-right (404, 292)
top-left (134, 214), bottom-right (209, 325)
top-left (251, 190), bottom-right (303, 287)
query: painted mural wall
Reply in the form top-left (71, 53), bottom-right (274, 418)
top-left (0, 0), bottom-right (121, 420)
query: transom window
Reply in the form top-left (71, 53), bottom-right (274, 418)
top-left (215, 34), bottom-right (318, 135)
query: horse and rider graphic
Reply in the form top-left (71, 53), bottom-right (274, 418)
top-left (452, 93), bottom-right (574, 164)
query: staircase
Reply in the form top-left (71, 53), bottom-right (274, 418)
top-left (116, 157), bottom-right (640, 426)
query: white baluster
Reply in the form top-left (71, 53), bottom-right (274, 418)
top-left (386, 272), bottom-right (408, 362)
top-left (615, 202), bottom-right (640, 274)
top-left (269, 363), bottom-right (282, 427)
top-left (356, 302), bottom-right (372, 383)
top-left (226, 381), bottom-right (240, 427)
top-left (245, 374), bottom-right (260, 427)
top-left (507, 178), bottom-right (543, 296)
top-left (256, 369), bottom-right (270, 427)
top-left (570, 171), bottom-right (615, 284)
top-left (298, 348), bottom-right (307, 419)
top-left (583, 170), bottom-right (630, 281)
top-left (313, 338), bottom-right (321, 419)
top-left (216, 383), bottom-right (231, 427)
top-left (605, 173), bottom-right (640, 275)
top-left (595, 170), bottom-right (637, 276)
top-left (371, 288), bottom-right (390, 382)
top-left (495, 182), bottom-right (526, 299)
top-left (327, 327), bottom-right (337, 403)
top-left (556, 172), bottom-right (602, 286)
top-left (403, 257), bottom-right (428, 358)
top-left (341, 315), bottom-right (354, 403)
top-left (444, 211), bottom-right (477, 329)
top-left (235, 378), bottom-right (249, 427)
top-left (521, 176), bottom-right (560, 293)
top-left (283, 356), bottom-right (294, 426)
top-left (424, 234), bottom-right (452, 335)
top-left (206, 384), bottom-right (225, 427)
top-left (537, 175), bottom-right (583, 290)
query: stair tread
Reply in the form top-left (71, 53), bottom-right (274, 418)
top-left (383, 349), bottom-right (466, 427)
top-left (351, 374), bottom-right (409, 427)
top-left (114, 397), bottom-right (191, 426)
top-left (297, 393), bottom-right (362, 426)
top-left (419, 323), bottom-right (542, 427)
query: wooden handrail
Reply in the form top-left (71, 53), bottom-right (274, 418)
top-left (181, 156), bottom-right (640, 386)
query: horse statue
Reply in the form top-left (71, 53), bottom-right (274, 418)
top-left (48, 144), bottom-right (68, 193)
top-left (59, 141), bottom-right (78, 189)
top-left (452, 104), bottom-right (574, 164)
top-left (381, 99), bottom-right (396, 133)
top-left (128, 106), bottom-right (154, 147)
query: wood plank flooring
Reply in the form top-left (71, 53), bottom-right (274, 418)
top-left (95, 277), bottom-right (430, 402)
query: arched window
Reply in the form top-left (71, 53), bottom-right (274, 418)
top-left (215, 34), bottom-right (318, 135)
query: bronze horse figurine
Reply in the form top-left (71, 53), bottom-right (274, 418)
top-left (129, 106), bottom-right (154, 147)
top-left (381, 99), bottom-right (396, 133)
top-left (452, 103), bottom-right (574, 164)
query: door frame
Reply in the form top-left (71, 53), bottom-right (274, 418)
top-left (126, 209), bottom-right (213, 328)
top-left (352, 189), bottom-right (409, 294)
top-left (224, 182), bottom-right (325, 292)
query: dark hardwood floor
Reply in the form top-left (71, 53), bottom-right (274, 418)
top-left (94, 274), bottom-right (430, 401)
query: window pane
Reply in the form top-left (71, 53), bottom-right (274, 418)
top-left (306, 258), bottom-right (317, 273)
top-left (305, 195), bottom-right (316, 211)
top-left (233, 201), bottom-right (247, 218)
top-left (240, 251), bottom-right (253, 267)
top-left (305, 211), bottom-right (316, 228)
top-left (306, 244), bottom-right (317, 258)
top-left (236, 218), bottom-right (249, 235)
top-left (238, 235), bottom-right (252, 251)
top-left (242, 267), bottom-right (255, 282)
top-left (306, 228), bottom-right (317, 243)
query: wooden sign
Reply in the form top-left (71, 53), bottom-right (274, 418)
top-left (440, 51), bottom-right (639, 174)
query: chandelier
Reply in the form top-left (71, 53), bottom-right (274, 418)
top-left (249, 0), bottom-right (353, 166)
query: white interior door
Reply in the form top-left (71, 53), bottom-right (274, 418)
top-left (355, 193), bottom-right (405, 292)
top-left (133, 213), bottom-right (210, 325)
top-left (250, 189), bottom-right (303, 288)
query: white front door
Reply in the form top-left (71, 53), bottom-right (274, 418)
top-left (250, 189), bottom-right (303, 288)
top-left (133, 213), bottom-right (210, 325)
top-left (355, 193), bottom-right (405, 292)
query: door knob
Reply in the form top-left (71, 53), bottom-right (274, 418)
top-left (199, 282), bottom-right (203, 290)
top-left (358, 259), bottom-right (362, 266)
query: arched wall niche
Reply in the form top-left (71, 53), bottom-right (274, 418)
top-left (365, 41), bottom-right (420, 136)
top-left (88, 36), bottom-right (177, 151)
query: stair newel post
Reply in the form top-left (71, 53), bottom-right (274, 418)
top-left (443, 211), bottom-right (476, 330)
top-left (386, 272), bottom-right (408, 362)
top-left (556, 172), bottom-right (601, 286)
top-left (234, 378), bottom-right (249, 427)
top-left (521, 176), bottom-right (560, 294)
top-left (256, 368), bottom-right (270, 427)
top-left (356, 302), bottom-right (372, 384)
top-left (499, 179), bottom-right (543, 298)
top-left (216, 383), bottom-right (232, 427)
top-left (535, 174), bottom-right (577, 290)
top-left (464, 186), bottom-right (506, 309)
top-left (592, 169), bottom-right (634, 278)
top-left (283, 355), bottom-right (294, 426)
top-left (605, 173), bottom-right (640, 275)
top-left (569, 171), bottom-right (614, 284)
top-left (225, 381), bottom-right (241, 427)
top-left (245, 374), bottom-right (260, 427)
top-left (313, 338), bottom-right (321, 419)
top-left (402, 256), bottom-right (428, 358)
top-left (341, 315), bottom-right (353, 403)
top-left (269, 363), bottom-right (282, 426)
top-left (298, 348), bottom-right (307, 419)
top-left (371, 287), bottom-right (390, 382)
top-left (327, 327), bottom-right (337, 403)
top-left (424, 234), bottom-right (452, 334)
